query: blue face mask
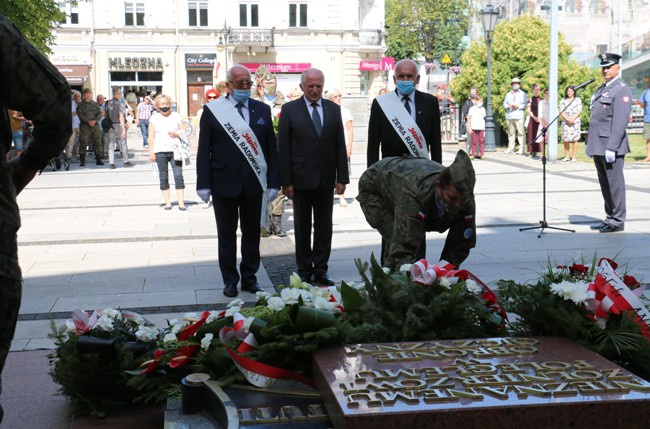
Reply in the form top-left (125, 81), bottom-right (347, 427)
top-left (396, 80), bottom-right (415, 96)
top-left (232, 89), bottom-right (251, 103)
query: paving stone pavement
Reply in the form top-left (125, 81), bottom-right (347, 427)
top-left (3, 134), bottom-right (650, 427)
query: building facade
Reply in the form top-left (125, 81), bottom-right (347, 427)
top-left (51, 0), bottom-right (387, 117)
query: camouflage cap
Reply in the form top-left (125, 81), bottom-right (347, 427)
top-left (254, 65), bottom-right (270, 80)
top-left (447, 150), bottom-right (475, 195)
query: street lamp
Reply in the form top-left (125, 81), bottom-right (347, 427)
top-left (480, 4), bottom-right (499, 152)
top-left (217, 21), bottom-right (233, 70)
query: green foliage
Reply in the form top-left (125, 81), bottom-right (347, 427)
top-left (0, 0), bottom-right (67, 54)
top-left (451, 15), bottom-right (600, 129)
top-left (338, 255), bottom-right (503, 343)
top-left (385, 0), bottom-right (468, 62)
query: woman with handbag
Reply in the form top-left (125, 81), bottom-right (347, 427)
top-left (148, 94), bottom-right (188, 211)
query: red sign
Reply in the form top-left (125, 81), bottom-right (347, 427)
top-left (359, 57), bottom-right (395, 71)
top-left (240, 63), bottom-right (311, 73)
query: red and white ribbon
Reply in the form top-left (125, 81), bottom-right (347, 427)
top-left (411, 259), bottom-right (455, 285)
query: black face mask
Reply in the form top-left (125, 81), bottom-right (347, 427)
top-left (159, 107), bottom-right (171, 113)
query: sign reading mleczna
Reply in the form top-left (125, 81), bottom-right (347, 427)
top-left (312, 337), bottom-right (650, 429)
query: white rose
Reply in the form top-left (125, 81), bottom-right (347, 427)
top-left (314, 296), bottom-right (335, 311)
top-left (95, 315), bottom-right (115, 331)
top-left (200, 333), bottom-right (214, 351)
top-left (382, 267), bottom-right (390, 274)
top-left (225, 306), bottom-right (241, 317)
top-left (267, 297), bottom-right (286, 312)
top-left (163, 332), bottom-right (177, 343)
top-left (465, 279), bottom-right (482, 295)
top-left (135, 326), bottom-right (159, 342)
top-left (281, 288), bottom-right (301, 304)
top-left (206, 310), bottom-right (222, 324)
top-left (227, 298), bottom-right (245, 308)
top-left (255, 291), bottom-right (271, 301)
top-left (102, 308), bottom-right (121, 319)
top-left (399, 264), bottom-right (413, 273)
top-left (171, 319), bottom-right (189, 334)
top-left (439, 277), bottom-right (452, 289)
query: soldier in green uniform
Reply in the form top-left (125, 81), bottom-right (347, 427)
top-left (357, 150), bottom-right (476, 270)
top-left (76, 88), bottom-right (104, 166)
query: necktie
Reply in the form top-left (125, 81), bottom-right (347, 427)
top-left (311, 102), bottom-right (323, 138)
top-left (236, 102), bottom-right (245, 120)
top-left (403, 96), bottom-right (412, 116)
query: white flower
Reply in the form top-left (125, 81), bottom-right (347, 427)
top-left (256, 291), bottom-right (271, 301)
top-left (102, 308), bottom-right (121, 319)
top-left (95, 315), bottom-right (115, 331)
top-left (135, 326), bottom-right (159, 342)
top-left (550, 280), bottom-right (590, 305)
top-left (314, 296), bottom-right (336, 311)
top-left (205, 311), bottom-right (222, 324)
top-left (227, 299), bottom-right (245, 308)
top-left (225, 306), bottom-right (241, 317)
top-left (298, 289), bottom-right (313, 303)
top-left (163, 332), bottom-right (177, 343)
top-left (465, 279), bottom-right (482, 295)
top-left (439, 277), bottom-right (452, 289)
top-left (267, 297), bottom-right (286, 312)
top-left (183, 312), bottom-right (199, 321)
top-left (200, 333), bottom-right (214, 351)
top-left (382, 267), bottom-right (390, 274)
top-left (399, 264), bottom-right (413, 273)
top-left (171, 319), bottom-right (189, 334)
top-left (281, 288), bottom-right (302, 304)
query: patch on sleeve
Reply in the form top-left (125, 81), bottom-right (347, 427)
top-left (416, 211), bottom-right (426, 221)
top-left (463, 228), bottom-right (473, 240)
top-left (464, 214), bottom-right (474, 222)
top-left (623, 96), bottom-right (630, 103)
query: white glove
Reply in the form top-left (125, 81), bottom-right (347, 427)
top-left (266, 188), bottom-right (279, 202)
top-left (197, 189), bottom-right (211, 203)
top-left (605, 150), bottom-right (616, 163)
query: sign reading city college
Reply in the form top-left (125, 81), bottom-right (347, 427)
top-left (109, 56), bottom-right (163, 69)
top-left (359, 57), bottom-right (395, 71)
top-left (240, 63), bottom-right (311, 74)
top-left (185, 53), bottom-right (216, 69)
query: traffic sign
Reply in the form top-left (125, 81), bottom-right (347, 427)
top-left (441, 54), bottom-right (452, 64)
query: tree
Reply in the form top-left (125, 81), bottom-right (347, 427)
top-left (450, 15), bottom-right (600, 129)
top-left (385, 0), bottom-right (468, 64)
top-left (0, 0), bottom-right (66, 54)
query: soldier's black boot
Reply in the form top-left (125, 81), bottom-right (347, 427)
top-left (272, 215), bottom-right (286, 237)
top-left (96, 157), bottom-right (104, 166)
top-left (79, 154), bottom-right (86, 167)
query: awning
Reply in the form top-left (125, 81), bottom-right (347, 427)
top-left (56, 65), bottom-right (89, 85)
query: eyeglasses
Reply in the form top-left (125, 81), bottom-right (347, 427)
top-left (229, 80), bottom-right (254, 88)
top-left (207, 96), bottom-right (218, 100)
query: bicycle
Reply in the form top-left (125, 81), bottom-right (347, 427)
top-left (181, 116), bottom-right (194, 136)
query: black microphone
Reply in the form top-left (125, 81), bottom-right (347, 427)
top-left (573, 78), bottom-right (595, 91)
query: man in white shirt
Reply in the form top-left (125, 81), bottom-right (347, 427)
top-left (503, 78), bottom-right (528, 154)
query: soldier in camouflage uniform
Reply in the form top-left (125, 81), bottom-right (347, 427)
top-left (357, 150), bottom-right (476, 270)
top-left (0, 14), bottom-right (71, 423)
top-left (76, 88), bottom-right (104, 166)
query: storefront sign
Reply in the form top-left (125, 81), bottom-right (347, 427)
top-left (109, 56), bottom-right (163, 69)
top-left (49, 54), bottom-right (90, 65)
top-left (185, 53), bottom-right (216, 69)
top-left (240, 63), bottom-right (311, 74)
top-left (360, 57), bottom-right (395, 71)
top-left (56, 64), bottom-right (89, 85)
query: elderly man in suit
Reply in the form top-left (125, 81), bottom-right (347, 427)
top-left (586, 52), bottom-right (633, 233)
top-left (366, 58), bottom-right (442, 265)
top-left (278, 68), bottom-right (349, 286)
top-left (196, 64), bottom-right (280, 297)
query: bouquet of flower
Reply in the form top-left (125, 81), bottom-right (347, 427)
top-left (498, 256), bottom-right (650, 379)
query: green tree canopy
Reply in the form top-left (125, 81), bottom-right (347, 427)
top-left (385, 0), bottom-right (468, 64)
top-left (0, 0), bottom-right (66, 54)
top-left (451, 15), bottom-right (601, 128)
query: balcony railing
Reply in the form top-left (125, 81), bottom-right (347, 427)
top-left (359, 28), bottom-right (383, 46)
top-left (220, 28), bottom-right (274, 47)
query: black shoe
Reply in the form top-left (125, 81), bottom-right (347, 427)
top-left (590, 222), bottom-right (607, 230)
top-left (64, 159), bottom-right (70, 171)
top-left (124, 162), bottom-right (133, 167)
top-left (313, 273), bottom-right (335, 286)
top-left (96, 161), bottom-right (104, 166)
top-left (299, 274), bottom-right (312, 283)
top-left (241, 283), bottom-right (264, 293)
top-left (223, 283), bottom-right (238, 297)
top-left (599, 224), bottom-right (624, 233)
top-left (109, 164), bottom-right (116, 169)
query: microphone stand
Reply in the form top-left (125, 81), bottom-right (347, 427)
top-left (519, 85), bottom-right (590, 237)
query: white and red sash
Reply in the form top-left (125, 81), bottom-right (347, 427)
top-left (376, 92), bottom-right (429, 159)
top-left (206, 98), bottom-right (268, 191)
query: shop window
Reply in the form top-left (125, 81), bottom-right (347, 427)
top-left (189, 1), bottom-right (208, 27)
top-left (239, 3), bottom-right (259, 27)
top-left (125, 2), bottom-right (145, 26)
top-left (58, 1), bottom-right (79, 25)
top-left (289, 3), bottom-right (307, 28)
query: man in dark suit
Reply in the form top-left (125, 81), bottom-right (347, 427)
top-left (278, 68), bottom-right (349, 286)
top-left (367, 59), bottom-right (442, 166)
top-left (196, 64), bottom-right (280, 297)
top-left (367, 59), bottom-right (442, 265)
top-left (586, 52), bottom-right (632, 233)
